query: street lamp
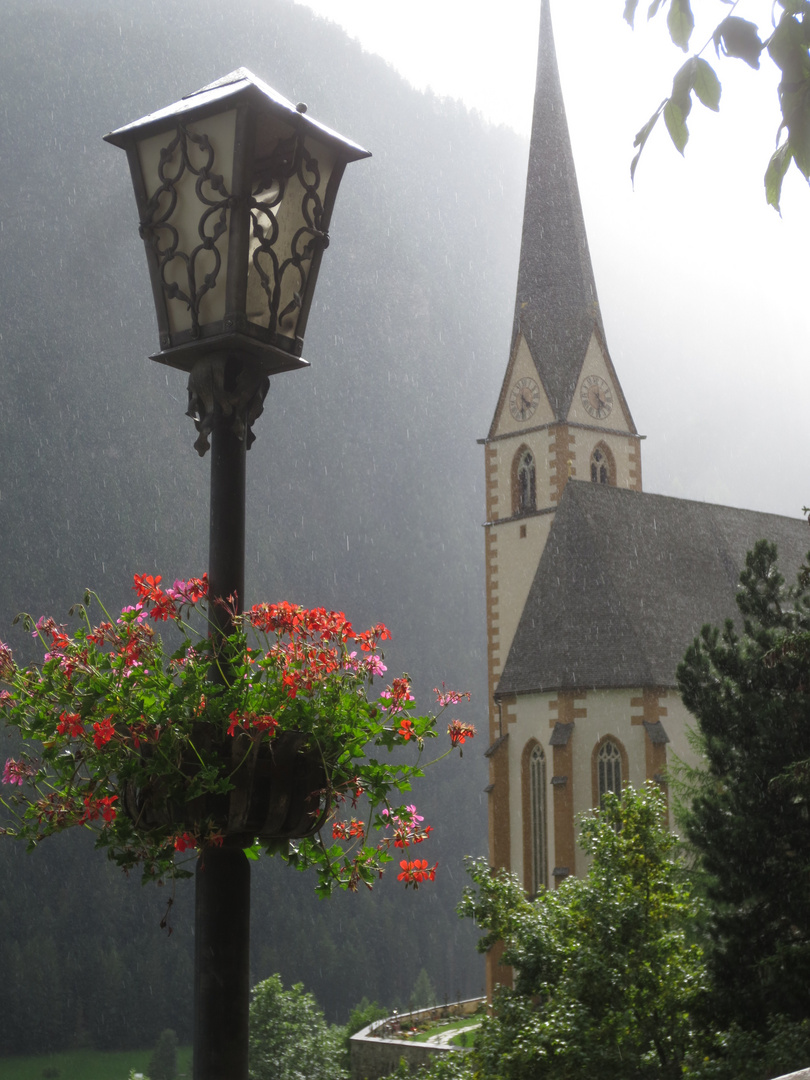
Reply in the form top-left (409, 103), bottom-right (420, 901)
top-left (106, 69), bottom-right (369, 1080)
top-left (105, 67), bottom-right (369, 451)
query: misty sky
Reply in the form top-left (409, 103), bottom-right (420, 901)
top-left (297, 0), bottom-right (810, 521)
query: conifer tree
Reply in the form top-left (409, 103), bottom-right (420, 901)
top-left (677, 539), bottom-right (810, 1029)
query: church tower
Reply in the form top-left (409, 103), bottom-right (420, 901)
top-left (479, 0), bottom-right (810, 1006)
top-left (482, 0), bottom-right (642, 950)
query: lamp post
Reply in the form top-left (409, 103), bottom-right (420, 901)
top-left (105, 69), bottom-right (369, 1080)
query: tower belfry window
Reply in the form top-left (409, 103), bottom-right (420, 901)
top-left (514, 449), bottom-right (536, 515)
top-left (590, 443), bottom-right (615, 486)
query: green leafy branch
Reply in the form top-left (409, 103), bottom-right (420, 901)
top-left (625, 0), bottom-right (810, 210)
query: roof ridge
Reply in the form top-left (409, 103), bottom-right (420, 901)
top-left (565, 478), bottom-right (806, 525)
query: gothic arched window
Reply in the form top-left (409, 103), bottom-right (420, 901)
top-left (590, 442), bottom-right (616, 486)
top-left (529, 744), bottom-right (548, 892)
top-left (522, 740), bottom-right (548, 894)
top-left (513, 448), bottom-right (536, 515)
top-left (593, 737), bottom-right (626, 808)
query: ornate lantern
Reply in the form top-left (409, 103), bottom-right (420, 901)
top-left (104, 68), bottom-right (370, 380)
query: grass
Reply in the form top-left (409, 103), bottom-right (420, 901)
top-left (405, 1014), bottom-right (481, 1044)
top-left (450, 1028), bottom-right (478, 1048)
top-left (0, 1046), bottom-right (192, 1080)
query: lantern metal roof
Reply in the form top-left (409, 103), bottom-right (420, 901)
top-left (105, 67), bottom-right (370, 163)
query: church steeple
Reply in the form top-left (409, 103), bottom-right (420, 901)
top-left (481, 4), bottom-right (644, 915)
top-left (485, 0), bottom-right (639, 453)
top-left (513, 0), bottom-right (609, 421)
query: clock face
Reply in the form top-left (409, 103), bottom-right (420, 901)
top-left (580, 375), bottom-right (613, 420)
top-left (509, 377), bottom-right (541, 422)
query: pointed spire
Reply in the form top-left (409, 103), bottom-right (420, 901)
top-left (514, 0), bottom-right (606, 420)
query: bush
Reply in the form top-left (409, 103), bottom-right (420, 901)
top-left (460, 785), bottom-right (708, 1080)
top-left (346, 997), bottom-right (390, 1039)
top-left (379, 1054), bottom-right (473, 1079)
top-left (690, 1017), bottom-right (810, 1080)
top-left (149, 1028), bottom-right (178, 1080)
top-left (249, 974), bottom-right (346, 1080)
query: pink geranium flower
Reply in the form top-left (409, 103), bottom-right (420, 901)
top-left (3, 758), bottom-right (33, 786)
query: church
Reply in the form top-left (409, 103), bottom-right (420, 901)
top-left (482, 0), bottom-right (808, 991)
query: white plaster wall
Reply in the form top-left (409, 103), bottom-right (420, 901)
top-left (660, 692), bottom-right (702, 790)
top-left (570, 690), bottom-right (648, 814)
top-left (566, 335), bottom-right (631, 432)
top-left (489, 431), bottom-right (553, 519)
top-left (494, 336), bottom-right (555, 438)
top-left (492, 515), bottom-right (554, 682)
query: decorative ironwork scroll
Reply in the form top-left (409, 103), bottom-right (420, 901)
top-left (139, 125), bottom-right (232, 338)
top-left (249, 135), bottom-right (329, 336)
top-left (186, 356), bottom-right (270, 457)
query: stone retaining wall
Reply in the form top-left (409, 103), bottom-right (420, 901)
top-left (350, 997), bottom-right (484, 1080)
top-left (351, 999), bottom-right (810, 1080)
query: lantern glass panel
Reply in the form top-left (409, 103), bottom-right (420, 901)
top-left (245, 132), bottom-right (338, 345)
top-left (136, 110), bottom-right (237, 335)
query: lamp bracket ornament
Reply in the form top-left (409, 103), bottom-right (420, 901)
top-left (186, 355), bottom-right (270, 457)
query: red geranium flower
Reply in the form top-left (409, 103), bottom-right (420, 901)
top-left (398, 718), bottom-right (415, 741)
top-left (57, 712), bottom-right (84, 738)
top-left (448, 719), bottom-right (476, 747)
top-left (92, 717), bottom-right (115, 748)
top-left (397, 859), bottom-right (437, 888)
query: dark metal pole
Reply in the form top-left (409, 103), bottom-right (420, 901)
top-left (207, 390), bottom-right (246, 637)
top-left (194, 844), bottom-right (251, 1080)
top-left (194, 390), bottom-right (250, 1080)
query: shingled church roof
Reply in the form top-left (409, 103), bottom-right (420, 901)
top-left (497, 481), bottom-right (809, 696)
top-left (510, 0), bottom-right (631, 426)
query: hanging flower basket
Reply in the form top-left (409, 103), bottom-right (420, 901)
top-left (122, 729), bottom-right (328, 846)
top-left (0, 574), bottom-right (475, 893)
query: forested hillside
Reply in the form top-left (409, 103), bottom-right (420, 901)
top-left (0, 0), bottom-right (526, 1052)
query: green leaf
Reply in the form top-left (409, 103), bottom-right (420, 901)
top-left (668, 0), bottom-right (695, 50)
top-left (769, 12), bottom-right (810, 86)
top-left (664, 99), bottom-right (690, 153)
top-left (777, 0), bottom-right (808, 15)
top-left (771, 15), bottom-right (810, 175)
top-left (693, 57), bottom-right (722, 111)
top-left (624, 0), bottom-right (640, 27)
top-left (714, 15), bottom-right (764, 68)
top-left (782, 87), bottom-right (810, 176)
top-left (647, 0), bottom-right (665, 18)
top-left (631, 103), bottom-right (665, 184)
top-left (671, 56), bottom-right (697, 113)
